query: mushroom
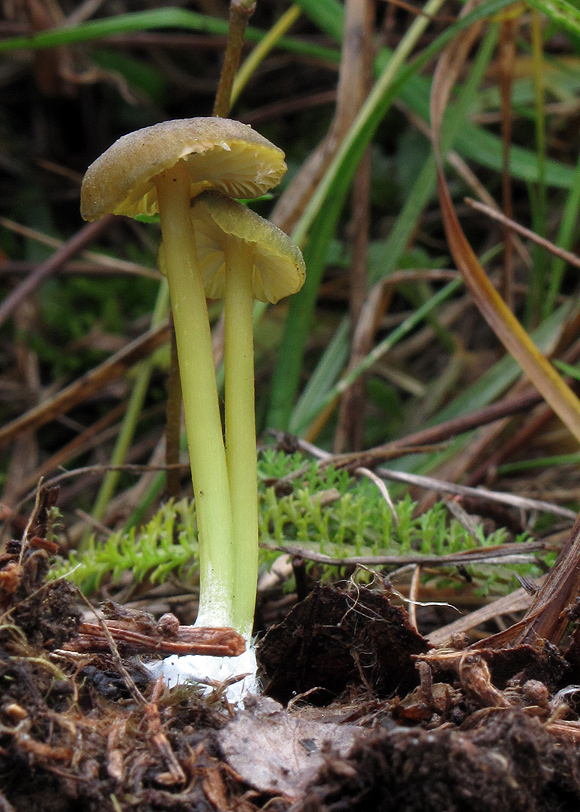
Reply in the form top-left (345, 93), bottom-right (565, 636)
top-left (182, 190), bottom-right (305, 638)
top-left (80, 118), bottom-right (286, 632)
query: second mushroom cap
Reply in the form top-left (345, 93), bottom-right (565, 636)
top-left (187, 190), bottom-right (306, 304)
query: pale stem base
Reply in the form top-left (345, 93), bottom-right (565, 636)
top-left (149, 643), bottom-right (259, 705)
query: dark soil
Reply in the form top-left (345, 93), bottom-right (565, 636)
top-left (259, 581), bottom-right (430, 703)
top-left (2, 491), bottom-right (580, 812)
top-left (300, 711), bottom-right (580, 812)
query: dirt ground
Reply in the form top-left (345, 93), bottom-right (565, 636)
top-left (2, 491), bottom-right (580, 812)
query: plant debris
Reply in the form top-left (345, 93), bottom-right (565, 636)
top-left (3, 493), bottom-right (580, 810)
top-left (65, 606), bottom-right (246, 657)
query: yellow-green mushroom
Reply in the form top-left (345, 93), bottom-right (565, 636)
top-left (81, 119), bottom-right (286, 632)
top-left (189, 190), bottom-right (305, 638)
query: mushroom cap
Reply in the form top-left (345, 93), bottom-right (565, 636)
top-left (160, 190), bottom-right (305, 304)
top-left (80, 118), bottom-right (287, 221)
top-left (193, 191), bottom-right (305, 304)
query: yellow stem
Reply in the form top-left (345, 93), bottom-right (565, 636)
top-left (224, 240), bottom-right (259, 639)
top-left (155, 163), bottom-right (235, 627)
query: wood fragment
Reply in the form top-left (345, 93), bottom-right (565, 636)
top-left (65, 619), bottom-right (246, 658)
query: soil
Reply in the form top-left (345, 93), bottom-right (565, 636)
top-left (2, 490), bottom-right (580, 811)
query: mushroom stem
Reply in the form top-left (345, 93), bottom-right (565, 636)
top-left (224, 240), bottom-right (259, 639)
top-left (155, 163), bottom-right (235, 628)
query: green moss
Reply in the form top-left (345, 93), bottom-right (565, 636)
top-left (56, 449), bottom-right (544, 598)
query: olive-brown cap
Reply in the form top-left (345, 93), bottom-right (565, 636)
top-left (190, 191), bottom-right (305, 304)
top-left (80, 118), bottom-right (286, 222)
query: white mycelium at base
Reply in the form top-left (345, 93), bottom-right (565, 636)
top-left (148, 643), bottom-right (259, 705)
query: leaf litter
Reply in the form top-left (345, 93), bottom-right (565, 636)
top-left (2, 487), bottom-right (580, 811)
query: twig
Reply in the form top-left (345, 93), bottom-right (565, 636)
top-left (0, 260), bottom-right (159, 279)
top-left (0, 321), bottom-right (171, 449)
top-left (355, 466), bottom-right (398, 526)
top-left (444, 495), bottom-right (483, 545)
top-left (0, 216), bottom-right (116, 330)
top-left (335, 389), bottom-right (544, 462)
top-left (408, 565), bottom-right (421, 631)
top-left (18, 481), bottom-right (44, 567)
top-left (464, 197), bottom-right (580, 271)
top-left (145, 677), bottom-right (186, 786)
top-left (281, 434), bottom-right (577, 521)
top-left (334, 0), bottom-right (374, 452)
top-left (372, 466), bottom-right (577, 521)
top-left (279, 387), bottom-right (546, 468)
top-left (19, 401), bottom-right (128, 494)
top-left (213, 0), bottom-right (256, 117)
top-left (75, 590), bottom-right (147, 705)
top-left (386, 0), bottom-right (456, 22)
top-left (19, 462), bottom-right (187, 497)
top-left (0, 217), bottom-right (159, 277)
top-left (261, 538), bottom-right (552, 568)
top-left (427, 582), bottom-right (537, 646)
top-left (514, 512), bottom-right (580, 646)
top-left (66, 620), bottom-right (246, 657)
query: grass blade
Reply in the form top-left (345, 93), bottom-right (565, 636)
top-left (431, 1), bottom-right (580, 446)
